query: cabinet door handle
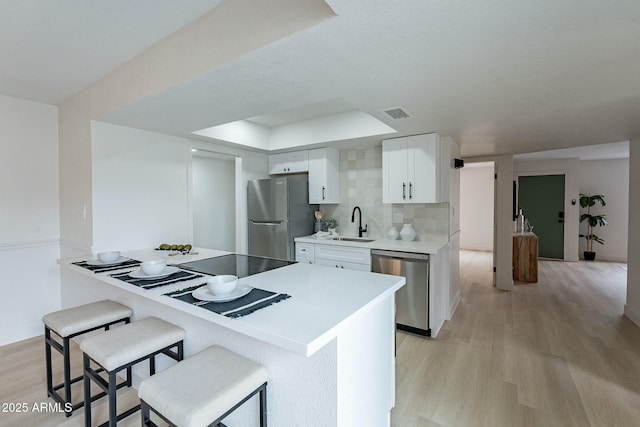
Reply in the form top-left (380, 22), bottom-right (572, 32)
top-left (409, 182), bottom-right (413, 200)
top-left (322, 186), bottom-right (326, 200)
top-left (402, 183), bottom-right (406, 200)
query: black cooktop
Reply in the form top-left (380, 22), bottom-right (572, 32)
top-left (177, 254), bottom-right (294, 278)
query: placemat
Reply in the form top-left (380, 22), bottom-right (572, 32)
top-left (110, 270), bottom-right (203, 290)
top-left (164, 283), bottom-right (291, 318)
top-left (73, 258), bottom-right (141, 273)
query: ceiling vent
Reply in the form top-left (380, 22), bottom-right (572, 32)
top-left (382, 107), bottom-right (411, 120)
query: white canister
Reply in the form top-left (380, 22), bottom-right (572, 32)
top-left (399, 224), bottom-right (417, 241)
top-left (387, 227), bottom-right (399, 240)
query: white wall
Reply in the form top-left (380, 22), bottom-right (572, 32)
top-left (0, 94), bottom-right (60, 344)
top-left (579, 158), bottom-right (629, 262)
top-left (91, 121), bottom-right (268, 254)
top-left (625, 138), bottom-right (640, 327)
top-left (460, 163), bottom-right (494, 251)
top-left (91, 122), bottom-right (190, 252)
top-left (192, 153), bottom-right (236, 251)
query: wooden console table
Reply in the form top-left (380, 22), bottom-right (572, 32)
top-left (513, 232), bottom-right (538, 282)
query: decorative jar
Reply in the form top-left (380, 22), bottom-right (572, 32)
top-left (399, 224), bottom-right (417, 241)
top-left (387, 227), bottom-right (399, 240)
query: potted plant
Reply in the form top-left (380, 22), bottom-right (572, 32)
top-left (322, 217), bottom-right (338, 233)
top-left (579, 194), bottom-right (607, 261)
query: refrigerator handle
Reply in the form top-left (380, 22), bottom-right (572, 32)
top-left (250, 220), bottom-right (285, 226)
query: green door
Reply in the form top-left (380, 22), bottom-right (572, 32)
top-left (518, 175), bottom-right (565, 259)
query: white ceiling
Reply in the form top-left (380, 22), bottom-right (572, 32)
top-left (0, 0), bottom-right (220, 104)
top-left (2, 0), bottom-right (640, 158)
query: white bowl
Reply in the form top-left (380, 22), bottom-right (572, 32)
top-left (207, 275), bottom-right (238, 295)
top-left (97, 251), bottom-right (121, 263)
top-left (140, 259), bottom-right (166, 276)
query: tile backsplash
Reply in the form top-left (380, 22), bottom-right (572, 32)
top-left (319, 146), bottom-right (449, 241)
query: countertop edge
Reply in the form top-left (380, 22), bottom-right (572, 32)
top-left (59, 250), bottom-right (404, 357)
top-left (294, 235), bottom-right (449, 254)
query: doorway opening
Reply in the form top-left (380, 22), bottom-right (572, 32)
top-left (460, 161), bottom-right (496, 281)
top-left (191, 150), bottom-right (236, 251)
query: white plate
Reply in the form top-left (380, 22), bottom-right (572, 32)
top-left (86, 256), bottom-right (131, 267)
top-left (129, 266), bottom-right (179, 280)
top-left (192, 284), bottom-right (253, 302)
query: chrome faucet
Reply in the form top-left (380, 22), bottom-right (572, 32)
top-left (351, 206), bottom-right (368, 238)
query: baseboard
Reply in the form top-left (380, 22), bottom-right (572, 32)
top-left (585, 255), bottom-right (628, 263)
top-left (448, 290), bottom-right (461, 320)
top-left (460, 245), bottom-right (493, 252)
top-left (624, 304), bottom-right (640, 328)
top-left (0, 323), bottom-right (43, 346)
top-left (430, 318), bottom-right (445, 338)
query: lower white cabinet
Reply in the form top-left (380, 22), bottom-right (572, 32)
top-left (314, 244), bottom-right (371, 271)
top-left (295, 243), bottom-right (315, 264)
top-left (315, 258), bottom-right (371, 272)
top-left (295, 241), bottom-right (371, 271)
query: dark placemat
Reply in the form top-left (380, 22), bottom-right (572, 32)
top-left (73, 258), bottom-right (141, 273)
top-left (164, 284), bottom-right (291, 318)
top-left (110, 270), bottom-right (203, 290)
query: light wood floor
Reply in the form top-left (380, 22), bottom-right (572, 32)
top-left (1, 250), bottom-right (638, 426)
top-left (392, 250), bottom-right (639, 427)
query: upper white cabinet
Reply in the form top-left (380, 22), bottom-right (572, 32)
top-left (308, 148), bottom-right (340, 204)
top-left (382, 133), bottom-right (449, 203)
top-left (269, 151), bottom-right (309, 175)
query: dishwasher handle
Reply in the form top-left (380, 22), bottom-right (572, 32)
top-left (371, 249), bottom-right (429, 261)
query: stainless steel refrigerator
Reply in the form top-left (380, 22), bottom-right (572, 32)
top-left (248, 178), bottom-right (317, 261)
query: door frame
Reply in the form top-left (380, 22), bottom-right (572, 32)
top-left (514, 169), bottom-right (575, 261)
top-left (187, 144), bottom-right (242, 252)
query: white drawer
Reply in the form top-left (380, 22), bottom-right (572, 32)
top-left (295, 243), bottom-right (315, 264)
top-left (314, 244), bottom-right (371, 266)
top-left (315, 258), bottom-right (372, 271)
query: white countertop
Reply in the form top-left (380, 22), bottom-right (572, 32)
top-left (295, 235), bottom-right (449, 254)
top-left (59, 248), bottom-right (404, 357)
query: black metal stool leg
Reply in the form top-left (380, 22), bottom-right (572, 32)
top-left (109, 371), bottom-right (117, 427)
top-left (260, 385), bottom-right (267, 427)
top-left (83, 354), bottom-right (91, 427)
top-left (150, 354), bottom-right (156, 375)
top-left (44, 327), bottom-right (53, 396)
top-left (63, 336), bottom-right (72, 415)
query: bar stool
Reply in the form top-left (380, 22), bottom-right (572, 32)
top-left (42, 300), bottom-right (133, 416)
top-left (138, 346), bottom-right (268, 427)
top-left (80, 316), bottom-right (185, 427)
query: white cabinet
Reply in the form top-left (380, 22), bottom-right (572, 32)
top-left (295, 241), bottom-right (372, 271)
top-left (382, 133), bottom-right (448, 203)
top-left (314, 244), bottom-right (371, 271)
top-left (295, 242), bottom-right (315, 264)
top-left (269, 151), bottom-right (309, 175)
top-left (308, 148), bottom-right (340, 204)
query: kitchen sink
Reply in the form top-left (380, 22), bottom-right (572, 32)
top-left (332, 237), bottom-right (376, 243)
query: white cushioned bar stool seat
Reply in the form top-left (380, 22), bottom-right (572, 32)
top-left (42, 300), bottom-right (132, 416)
top-left (139, 346), bottom-right (269, 427)
top-left (81, 317), bottom-right (185, 427)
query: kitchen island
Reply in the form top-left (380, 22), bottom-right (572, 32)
top-left (59, 248), bottom-right (404, 426)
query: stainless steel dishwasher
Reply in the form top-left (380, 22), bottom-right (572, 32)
top-left (371, 249), bottom-right (430, 336)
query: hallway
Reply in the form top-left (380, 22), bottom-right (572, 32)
top-left (392, 250), bottom-right (637, 426)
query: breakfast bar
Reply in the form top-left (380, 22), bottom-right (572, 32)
top-left (59, 248), bottom-right (405, 426)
